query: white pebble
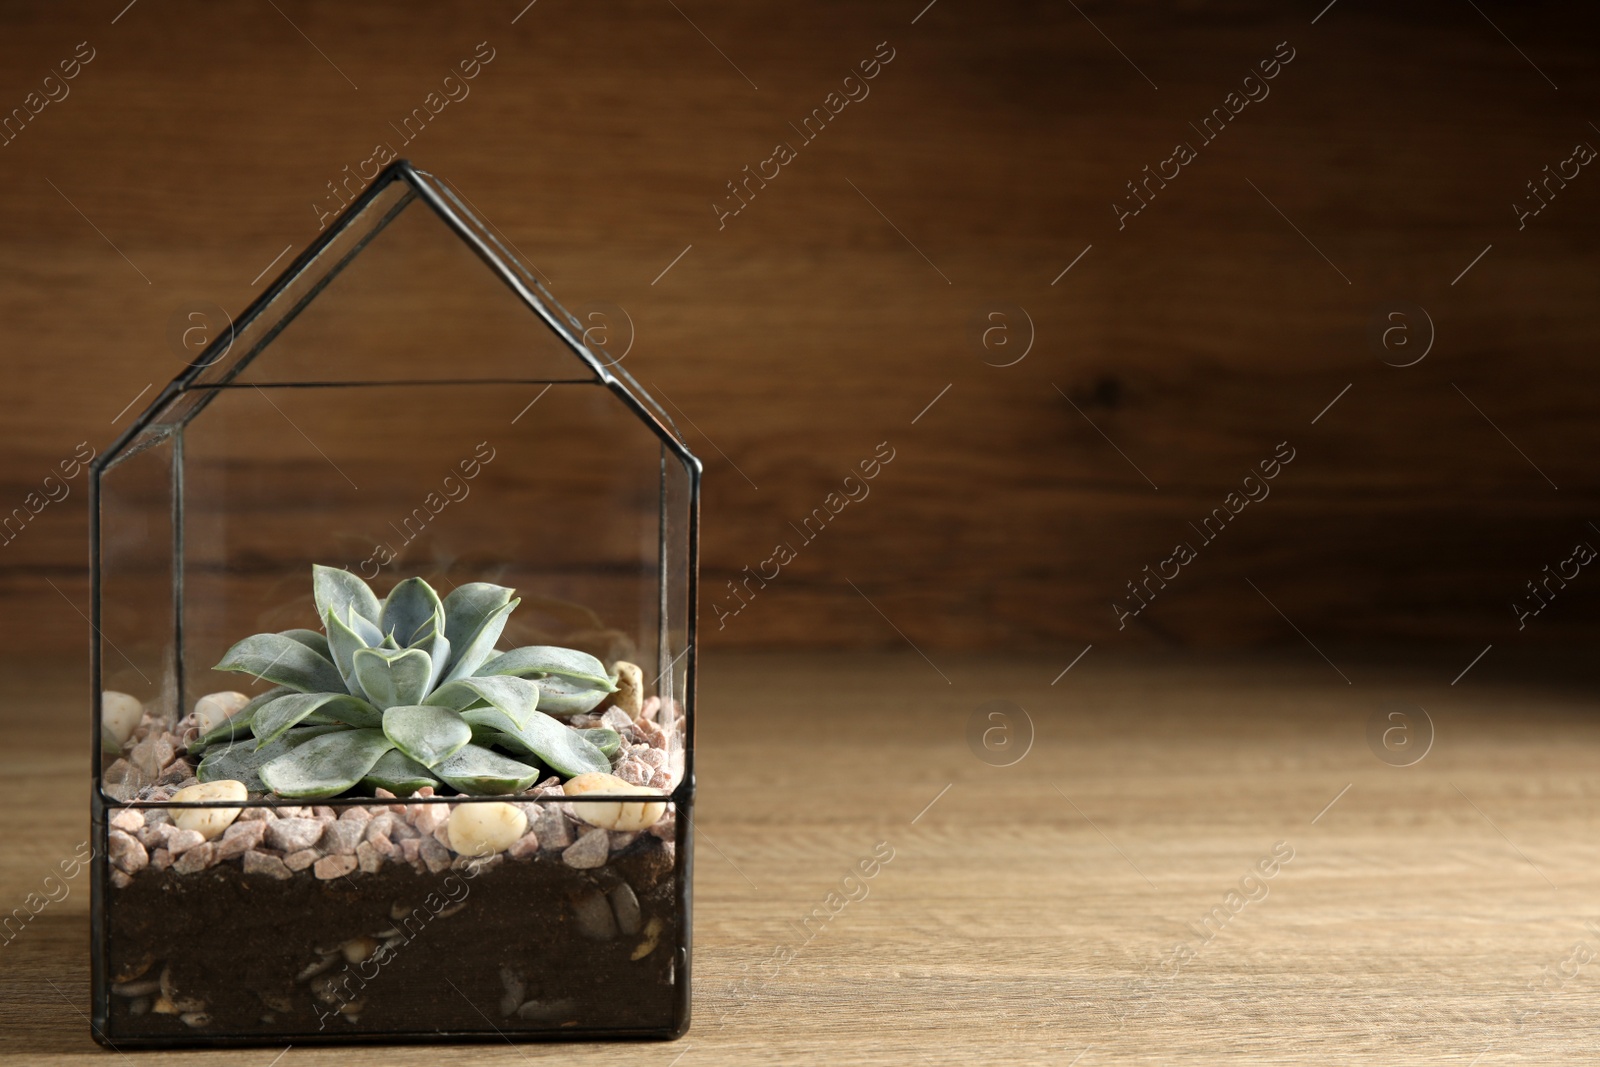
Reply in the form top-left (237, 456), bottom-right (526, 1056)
top-left (191, 691), bottom-right (249, 734)
top-left (102, 691), bottom-right (143, 749)
top-left (447, 803), bottom-right (527, 858)
top-left (610, 661), bottom-right (644, 718)
top-left (168, 780), bottom-right (247, 841)
top-left (563, 772), bottom-right (667, 832)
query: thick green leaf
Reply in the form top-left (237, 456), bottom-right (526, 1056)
top-left (259, 728), bottom-right (395, 799)
top-left (383, 705), bottom-right (471, 768)
top-left (432, 744), bottom-right (542, 795)
top-left (280, 628), bottom-right (332, 660)
top-left (361, 749), bottom-right (440, 796)
top-left (215, 633), bottom-right (347, 694)
top-left (347, 609), bottom-right (384, 648)
top-left (460, 706), bottom-right (610, 778)
top-left (441, 599), bottom-right (518, 685)
top-left (380, 577), bottom-right (444, 647)
top-left (441, 582), bottom-right (514, 649)
top-left (325, 606), bottom-right (372, 696)
top-left (527, 674), bottom-right (613, 716)
top-left (407, 619), bottom-right (452, 693)
top-left (352, 646), bottom-right (432, 709)
top-left (197, 725), bottom-right (344, 792)
top-left (187, 685), bottom-right (291, 753)
top-left (252, 692), bottom-right (381, 746)
top-left (313, 564), bottom-right (381, 631)
top-left (476, 645), bottom-right (617, 691)
top-left (424, 675), bottom-right (541, 730)
top-left (579, 727), bottom-right (622, 758)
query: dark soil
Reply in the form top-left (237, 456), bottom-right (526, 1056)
top-left (103, 837), bottom-right (682, 1042)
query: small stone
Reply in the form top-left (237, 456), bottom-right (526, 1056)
top-left (499, 966), bottom-right (525, 1018)
top-left (572, 887), bottom-right (618, 940)
top-left (648, 810), bottom-right (676, 840)
top-left (649, 770), bottom-right (674, 791)
top-left (243, 851), bottom-right (293, 880)
top-left (630, 917), bottom-right (664, 961)
top-left (157, 759), bottom-right (194, 786)
top-left (640, 695), bottom-right (662, 722)
top-left (284, 849), bottom-right (320, 872)
top-left (319, 820), bottom-right (364, 856)
top-left (313, 855), bottom-right (357, 880)
top-left (600, 706), bottom-right (635, 733)
top-left (108, 830), bottom-right (149, 874)
top-left (609, 882), bottom-right (641, 935)
top-left (179, 1011), bottom-right (210, 1029)
top-left (399, 838), bottom-right (422, 864)
top-left (129, 739), bottom-right (162, 779)
top-left (339, 805), bottom-right (373, 825)
top-left (533, 806), bottom-right (572, 849)
top-left (238, 808), bottom-right (276, 822)
top-left (367, 833), bottom-right (395, 859)
top-left (165, 828), bottom-right (206, 856)
top-left (517, 998), bottom-right (578, 1023)
top-left (111, 870), bottom-right (133, 889)
top-left (276, 805), bottom-right (311, 819)
top-left (533, 776), bottom-right (562, 791)
top-left (614, 759), bottom-right (653, 786)
top-left (610, 660), bottom-right (644, 718)
top-left (508, 831), bottom-right (541, 860)
top-left (411, 803), bottom-right (447, 836)
top-left (169, 780), bottom-right (247, 841)
top-left (136, 823), bottom-right (166, 850)
top-left (419, 837), bottom-right (452, 874)
top-left (265, 817), bottom-right (323, 852)
top-left (192, 691), bottom-right (249, 734)
top-left (563, 772), bottom-right (667, 832)
top-left (341, 936), bottom-right (379, 964)
top-left (453, 853), bottom-right (502, 875)
top-left (102, 690), bottom-right (144, 748)
top-left (447, 802), bottom-right (527, 858)
top-left (637, 745), bottom-right (668, 770)
top-left (312, 805), bottom-right (338, 821)
top-left (109, 808), bottom-right (145, 833)
top-left (215, 819), bottom-right (266, 860)
top-left (173, 842), bottom-right (216, 874)
top-left (562, 828), bottom-right (610, 869)
top-left (364, 812), bottom-right (395, 841)
top-left (610, 831), bottom-right (639, 852)
top-left (387, 818), bottom-right (419, 842)
top-left (433, 822), bottom-right (453, 849)
top-left (356, 841), bottom-right (383, 874)
top-left (103, 759), bottom-right (138, 801)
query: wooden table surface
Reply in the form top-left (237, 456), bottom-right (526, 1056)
top-left (1, 651), bottom-right (1595, 1064)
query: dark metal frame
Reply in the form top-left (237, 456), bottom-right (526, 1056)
top-left (88, 160), bottom-right (700, 1047)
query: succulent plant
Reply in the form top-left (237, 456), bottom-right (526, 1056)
top-left (190, 565), bottom-right (625, 799)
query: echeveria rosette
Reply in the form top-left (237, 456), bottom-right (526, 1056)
top-left (195, 565), bottom-right (621, 799)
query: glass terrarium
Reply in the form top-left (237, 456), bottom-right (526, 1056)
top-left (88, 161), bottom-right (699, 1046)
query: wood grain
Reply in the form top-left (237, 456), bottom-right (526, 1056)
top-left (2, 1), bottom-right (1600, 654)
top-left (3, 652), bottom-right (1597, 1063)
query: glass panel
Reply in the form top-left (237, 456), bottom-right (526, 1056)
top-left (96, 429), bottom-right (178, 802)
top-left (230, 194), bottom-right (596, 387)
top-left (187, 178), bottom-right (415, 390)
top-left (177, 381), bottom-right (662, 696)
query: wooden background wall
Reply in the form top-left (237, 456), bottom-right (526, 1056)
top-left (2, 0), bottom-right (1598, 658)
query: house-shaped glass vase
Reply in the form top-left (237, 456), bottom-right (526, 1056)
top-left (89, 161), bottom-right (699, 1046)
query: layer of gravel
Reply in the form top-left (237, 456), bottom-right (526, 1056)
top-left (103, 695), bottom-right (684, 888)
